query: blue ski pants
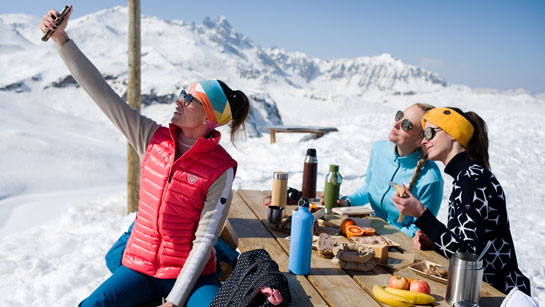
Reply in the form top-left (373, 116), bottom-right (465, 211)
top-left (78, 265), bottom-right (220, 307)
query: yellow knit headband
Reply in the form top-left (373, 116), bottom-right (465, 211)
top-left (421, 107), bottom-right (474, 148)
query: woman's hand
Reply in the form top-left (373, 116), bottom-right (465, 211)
top-left (157, 301), bottom-right (177, 307)
top-left (337, 198), bottom-right (349, 207)
top-left (392, 184), bottom-right (427, 218)
top-left (319, 193), bottom-right (349, 207)
top-left (413, 230), bottom-right (435, 250)
top-left (40, 4), bottom-right (73, 47)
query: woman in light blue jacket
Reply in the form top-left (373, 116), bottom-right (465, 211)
top-left (341, 103), bottom-right (443, 237)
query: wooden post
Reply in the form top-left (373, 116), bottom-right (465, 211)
top-left (270, 129), bottom-right (276, 144)
top-left (127, 0), bottom-right (141, 213)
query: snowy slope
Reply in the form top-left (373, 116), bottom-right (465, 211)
top-left (0, 6), bottom-right (544, 306)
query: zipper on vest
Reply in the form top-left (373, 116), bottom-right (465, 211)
top-left (168, 171), bottom-right (173, 183)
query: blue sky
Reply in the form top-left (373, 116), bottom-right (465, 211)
top-left (3, 0), bottom-right (544, 93)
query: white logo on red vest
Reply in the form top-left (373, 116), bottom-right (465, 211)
top-left (188, 174), bottom-right (199, 184)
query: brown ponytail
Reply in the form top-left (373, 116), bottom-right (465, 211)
top-left (217, 80), bottom-right (250, 145)
top-left (448, 107), bottom-right (490, 169)
top-left (465, 111), bottom-right (490, 169)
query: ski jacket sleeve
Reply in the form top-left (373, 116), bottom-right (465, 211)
top-left (345, 144), bottom-right (375, 206)
top-left (415, 172), bottom-right (487, 258)
top-left (57, 40), bottom-right (159, 157)
top-left (166, 168), bottom-right (235, 306)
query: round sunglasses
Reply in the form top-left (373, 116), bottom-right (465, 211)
top-left (177, 90), bottom-right (202, 107)
top-left (395, 111), bottom-right (413, 131)
top-left (424, 127), bottom-right (442, 140)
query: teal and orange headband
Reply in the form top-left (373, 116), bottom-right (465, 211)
top-left (190, 80), bottom-right (232, 130)
top-left (421, 107), bottom-right (474, 148)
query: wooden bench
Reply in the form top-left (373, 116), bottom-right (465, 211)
top-left (257, 125), bottom-right (338, 144)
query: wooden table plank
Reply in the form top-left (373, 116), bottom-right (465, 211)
top-left (238, 190), bottom-right (381, 307)
top-left (226, 191), bottom-right (327, 307)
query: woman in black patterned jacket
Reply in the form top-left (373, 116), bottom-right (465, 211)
top-left (392, 107), bottom-right (531, 296)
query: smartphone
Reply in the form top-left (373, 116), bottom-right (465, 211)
top-left (41, 5), bottom-right (71, 42)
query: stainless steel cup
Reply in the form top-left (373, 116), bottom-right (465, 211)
top-left (445, 252), bottom-right (484, 306)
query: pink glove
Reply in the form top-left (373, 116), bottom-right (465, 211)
top-left (259, 287), bottom-right (283, 305)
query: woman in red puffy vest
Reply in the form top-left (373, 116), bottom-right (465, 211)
top-left (40, 6), bottom-right (250, 307)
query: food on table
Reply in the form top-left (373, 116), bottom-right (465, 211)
top-left (361, 226), bottom-right (376, 236)
top-left (309, 203), bottom-right (321, 213)
top-left (368, 244), bottom-right (389, 264)
top-left (317, 233), bottom-right (336, 259)
top-left (388, 275), bottom-right (410, 290)
top-left (333, 243), bottom-right (375, 263)
top-left (372, 285), bottom-right (415, 307)
top-left (424, 264), bottom-right (448, 279)
top-left (384, 287), bottom-right (435, 304)
top-left (346, 225), bottom-right (364, 238)
top-left (340, 218), bottom-right (355, 235)
top-left (332, 258), bottom-right (377, 272)
top-left (352, 235), bottom-right (399, 246)
top-left (409, 279), bottom-right (431, 295)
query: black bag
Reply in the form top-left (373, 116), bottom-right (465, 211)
top-left (209, 249), bottom-right (291, 307)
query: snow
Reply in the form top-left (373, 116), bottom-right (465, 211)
top-left (1, 6), bottom-right (544, 306)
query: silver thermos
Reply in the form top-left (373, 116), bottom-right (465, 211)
top-left (445, 252), bottom-right (484, 306)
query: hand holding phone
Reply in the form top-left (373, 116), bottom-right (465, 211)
top-left (41, 5), bottom-right (71, 42)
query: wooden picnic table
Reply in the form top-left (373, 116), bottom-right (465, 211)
top-left (223, 189), bottom-right (506, 306)
top-left (257, 125), bottom-right (338, 144)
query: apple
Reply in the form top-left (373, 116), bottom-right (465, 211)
top-left (409, 279), bottom-right (431, 294)
top-left (388, 275), bottom-right (410, 290)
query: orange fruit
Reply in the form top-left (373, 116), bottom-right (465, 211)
top-left (407, 278), bottom-right (415, 283)
top-left (346, 225), bottom-right (364, 238)
top-left (361, 226), bottom-right (376, 236)
top-left (340, 218), bottom-right (355, 235)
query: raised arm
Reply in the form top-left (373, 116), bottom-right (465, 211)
top-left (40, 5), bottom-right (159, 156)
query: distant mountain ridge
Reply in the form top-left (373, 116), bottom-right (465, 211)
top-left (0, 6), bottom-right (446, 94)
top-left (0, 6), bottom-right (542, 136)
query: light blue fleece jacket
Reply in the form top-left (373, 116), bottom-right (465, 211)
top-left (344, 140), bottom-right (443, 237)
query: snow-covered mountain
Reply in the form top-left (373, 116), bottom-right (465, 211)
top-left (0, 7), bottom-right (451, 128)
top-left (2, 6), bottom-right (542, 129)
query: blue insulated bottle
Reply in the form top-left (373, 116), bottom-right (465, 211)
top-left (289, 198), bottom-right (314, 275)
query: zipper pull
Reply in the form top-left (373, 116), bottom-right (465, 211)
top-left (168, 172), bottom-right (173, 183)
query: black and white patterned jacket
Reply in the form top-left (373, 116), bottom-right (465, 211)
top-left (415, 152), bottom-right (531, 296)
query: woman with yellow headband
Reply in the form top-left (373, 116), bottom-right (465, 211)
top-left (40, 6), bottom-right (249, 307)
top-left (393, 107), bottom-right (531, 296)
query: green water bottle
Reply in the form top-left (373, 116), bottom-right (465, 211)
top-left (323, 164), bottom-right (342, 214)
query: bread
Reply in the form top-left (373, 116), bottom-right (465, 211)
top-left (332, 258), bottom-right (377, 272)
top-left (393, 183), bottom-right (408, 222)
top-left (393, 183), bottom-right (406, 197)
top-left (333, 243), bottom-right (375, 263)
top-left (317, 233), bottom-right (336, 258)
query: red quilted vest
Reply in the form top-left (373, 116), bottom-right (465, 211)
top-left (122, 124), bottom-right (237, 279)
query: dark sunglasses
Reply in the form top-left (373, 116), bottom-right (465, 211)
top-left (395, 110), bottom-right (413, 131)
top-left (424, 127), bottom-right (442, 140)
top-left (177, 90), bottom-right (202, 107)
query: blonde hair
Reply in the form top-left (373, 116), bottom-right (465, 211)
top-left (398, 103), bottom-right (434, 223)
